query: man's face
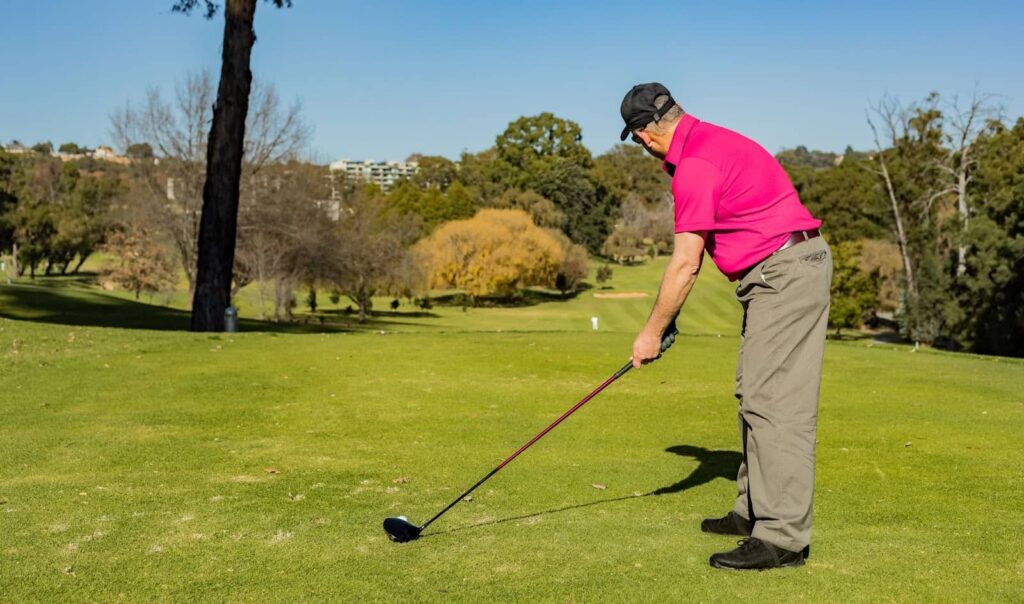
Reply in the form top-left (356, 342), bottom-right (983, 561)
top-left (632, 129), bottom-right (667, 160)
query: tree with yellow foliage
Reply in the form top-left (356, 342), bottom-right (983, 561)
top-left (414, 209), bottom-right (565, 298)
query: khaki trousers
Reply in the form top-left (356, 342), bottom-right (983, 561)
top-left (732, 236), bottom-right (832, 552)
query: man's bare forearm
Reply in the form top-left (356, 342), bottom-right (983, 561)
top-left (643, 259), bottom-right (700, 337)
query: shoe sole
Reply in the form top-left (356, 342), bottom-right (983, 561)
top-left (709, 557), bottom-right (805, 571)
top-left (700, 527), bottom-right (752, 536)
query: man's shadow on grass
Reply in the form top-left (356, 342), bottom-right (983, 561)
top-left (424, 444), bottom-right (741, 538)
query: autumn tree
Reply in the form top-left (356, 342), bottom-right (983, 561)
top-left (101, 226), bottom-right (177, 300)
top-left (414, 209), bottom-right (564, 299)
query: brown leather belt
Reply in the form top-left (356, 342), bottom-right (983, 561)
top-left (774, 228), bottom-right (821, 255)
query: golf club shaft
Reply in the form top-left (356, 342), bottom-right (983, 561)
top-left (420, 360), bottom-right (634, 530)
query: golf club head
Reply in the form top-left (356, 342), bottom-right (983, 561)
top-left (383, 516), bottom-right (422, 543)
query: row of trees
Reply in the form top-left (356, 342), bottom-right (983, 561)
top-left (784, 92), bottom-right (1023, 356)
top-left (6, 62), bottom-right (1019, 355)
top-left (2, 72), bottom-right (652, 319)
top-left (0, 153), bottom-right (120, 278)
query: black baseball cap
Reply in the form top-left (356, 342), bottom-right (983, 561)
top-left (619, 82), bottom-right (676, 141)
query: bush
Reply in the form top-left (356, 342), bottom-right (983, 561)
top-left (414, 209), bottom-right (564, 298)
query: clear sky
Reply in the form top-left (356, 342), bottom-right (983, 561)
top-left (2, 1), bottom-right (1022, 162)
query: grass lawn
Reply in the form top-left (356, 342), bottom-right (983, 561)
top-left (1, 262), bottom-right (1023, 601)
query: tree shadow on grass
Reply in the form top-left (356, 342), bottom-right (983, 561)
top-left (422, 444), bottom-right (741, 539)
top-left (428, 283), bottom-right (593, 309)
top-left (0, 280), bottom-right (435, 333)
top-left (0, 281), bottom-right (193, 331)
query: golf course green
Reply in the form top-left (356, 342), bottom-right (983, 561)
top-left (1, 260), bottom-right (1022, 601)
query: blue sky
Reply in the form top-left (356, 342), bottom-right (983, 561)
top-left (2, 1), bottom-right (1022, 162)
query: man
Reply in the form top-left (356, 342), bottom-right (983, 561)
top-left (621, 83), bottom-right (833, 570)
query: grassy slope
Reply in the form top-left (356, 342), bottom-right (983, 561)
top-left (1, 262), bottom-right (1023, 601)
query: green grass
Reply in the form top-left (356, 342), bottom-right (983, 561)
top-left (1, 261), bottom-right (1023, 601)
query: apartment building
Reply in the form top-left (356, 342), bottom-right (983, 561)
top-left (328, 159), bottom-right (418, 191)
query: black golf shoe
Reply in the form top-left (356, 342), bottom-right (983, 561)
top-left (700, 511), bottom-right (753, 536)
top-left (709, 537), bottom-right (807, 570)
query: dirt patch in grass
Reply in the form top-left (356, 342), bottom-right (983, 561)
top-left (592, 292), bottom-right (649, 299)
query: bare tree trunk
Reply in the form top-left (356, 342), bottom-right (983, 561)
top-left (273, 276), bottom-right (283, 321)
top-left (956, 161), bottom-right (969, 276)
top-left (877, 156), bottom-right (916, 303)
top-left (11, 244), bottom-right (19, 277)
top-left (945, 91), bottom-right (1000, 278)
top-left (72, 254), bottom-right (88, 273)
top-left (256, 260), bottom-right (267, 320)
top-left (190, 0), bottom-right (257, 331)
top-left (868, 113), bottom-right (917, 305)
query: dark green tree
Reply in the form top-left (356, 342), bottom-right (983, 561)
top-left (781, 156), bottom-right (889, 242)
top-left (0, 152), bottom-right (19, 254)
top-left (58, 142), bottom-right (85, 155)
top-left (385, 180), bottom-right (475, 236)
top-left (494, 113), bottom-right (592, 188)
top-left (944, 118), bottom-right (1024, 355)
top-left (591, 144), bottom-right (668, 206)
top-left (828, 241), bottom-right (880, 338)
top-left (410, 155), bottom-right (457, 191)
top-left (126, 142), bottom-right (155, 159)
top-left (493, 114), bottom-right (617, 253)
top-left (775, 145), bottom-right (838, 169)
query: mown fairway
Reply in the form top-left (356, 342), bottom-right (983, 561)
top-left (1, 263), bottom-right (1022, 601)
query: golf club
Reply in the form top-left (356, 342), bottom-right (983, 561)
top-left (383, 317), bottom-right (679, 543)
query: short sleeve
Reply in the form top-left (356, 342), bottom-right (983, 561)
top-left (671, 157), bottom-right (721, 233)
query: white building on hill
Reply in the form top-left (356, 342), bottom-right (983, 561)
top-left (328, 159), bottom-right (418, 191)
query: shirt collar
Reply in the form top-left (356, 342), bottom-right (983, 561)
top-left (662, 113), bottom-right (699, 175)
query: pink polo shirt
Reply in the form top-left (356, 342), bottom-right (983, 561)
top-left (664, 114), bottom-right (821, 280)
